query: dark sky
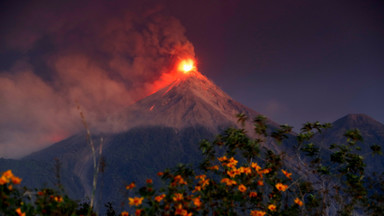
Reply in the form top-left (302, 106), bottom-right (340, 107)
top-left (165, 0), bottom-right (384, 127)
top-left (0, 0), bottom-right (383, 158)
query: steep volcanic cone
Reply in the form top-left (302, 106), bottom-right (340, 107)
top-left (111, 59), bottom-right (279, 134)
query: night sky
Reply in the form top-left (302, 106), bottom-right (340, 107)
top-left (1, 0), bottom-right (383, 158)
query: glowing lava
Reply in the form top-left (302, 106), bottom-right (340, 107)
top-left (148, 57), bottom-right (198, 94)
top-left (178, 59), bottom-right (196, 74)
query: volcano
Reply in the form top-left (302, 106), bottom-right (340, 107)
top-left (110, 71), bottom-right (278, 133)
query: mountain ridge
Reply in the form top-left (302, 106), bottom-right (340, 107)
top-left (314, 113), bottom-right (384, 175)
top-left (333, 113), bottom-right (384, 130)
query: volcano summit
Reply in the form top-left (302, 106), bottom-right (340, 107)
top-left (112, 71), bottom-right (277, 133)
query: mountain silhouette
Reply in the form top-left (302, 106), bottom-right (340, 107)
top-left (314, 113), bottom-right (384, 174)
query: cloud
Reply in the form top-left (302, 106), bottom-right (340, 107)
top-left (0, 0), bottom-right (195, 158)
top-left (0, 63), bottom-right (79, 157)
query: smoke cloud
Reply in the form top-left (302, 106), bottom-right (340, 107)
top-left (0, 0), bottom-right (195, 158)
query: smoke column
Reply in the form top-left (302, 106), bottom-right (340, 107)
top-left (0, 0), bottom-right (195, 158)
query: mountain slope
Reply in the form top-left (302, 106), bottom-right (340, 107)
top-left (24, 125), bottom-right (216, 210)
top-left (314, 114), bottom-right (384, 174)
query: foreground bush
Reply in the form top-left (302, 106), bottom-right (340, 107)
top-left (121, 116), bottom-right (383, 216)
top-left (0, 170), bottom-right (95, 216)
top-left (1, 115), bottom-right (383, 215)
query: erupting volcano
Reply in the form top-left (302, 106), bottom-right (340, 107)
top-left (9, 54), bottom-right (383, 212)
top-left (113, 59), bottom-right (278, 133)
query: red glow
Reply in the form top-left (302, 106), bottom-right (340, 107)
top-left (148, 57), bottom-right (198, 94)
top-left (45, 133), bottom-right (67, 143)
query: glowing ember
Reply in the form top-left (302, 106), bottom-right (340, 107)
top-left (178, 59), bottom-right (196, 74)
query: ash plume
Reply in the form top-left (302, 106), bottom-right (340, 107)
top-left (0, 0), bottom-right (195, 158)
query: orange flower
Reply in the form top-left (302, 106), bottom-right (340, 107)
top-left (250, 210), bottom-right (266, 216)
top-left (155, 194), bottom-right (166, 202)
top-left (220, 178), bottom-right (237, 186)
top-left (226, 157), bottom-right (238, 168)
top-left (121, 211), bottom-right (129, 216)
top-left (294, 197), bottom-right (303, 206)
top-left (207, 165), bottom-right (219, 170)
top-left (54, 196), bottom-right (63, 202)
top-left (0, 175), bottom-right (8, 185)
top-left (126, 182), bottom-right (136, 190)
top-left (135, 209), bottom-right (142, 216)
top-left (11, 176), bottom-right (22, 184)
top-left (15, 208), bottom-right (25, 216)
top-left (261, 168), bottom-right (271, 174)
top-left (251, 162), bottom-right (261, 172)
top-left (268, 204), bottom-right (277, 211)
top-left (238, 167), bottom-right (244, 172)
top-left (281, 169), bottom-right (292, 180)
top-left (200, 178), bottom-right (209, 188)
top-left (249, 191), bottom-right (257, 198)
top-left (172, 175), bottom-right (187, 186)
top-left (240, 167), bottom-right (252, 175)
top-left (146, 179), bottom-right (153, 184)
top-left (0, 170), bottom-right (14, 185)
top-left (275, 183), bottom-right (288, 192)
top-left (219, 156), bottom-right (238, 168)
top-left (218, 156), bottom-right (228, 162)
top-left (1, 170), bottom-right (22, 186)
top-left (157, 172), bottom-right (164, 176)
top-left (3, 170), bottom-right (14, 179)
top-left (238, 184), bottom-right (247, 193)
top-left (228, 157), bottom-right (237, 164)
top-left (193, 196), bottom-right (202, 207)
top-left (175, 204), bottom-right (184, 215)
top-left (257, 180), bottom-right (264, 186)
top-left (128, 197), bottom-right (144, 206)
top-left (192, 185), bottom-right (201, 193)
top-left (173, 193), bottom-right (184, 202)
top-left (227, 170), bottom-right (238, 178)
top-left (181, 210), bottom-right (192, 216)
top-left (195, 174), bottom-right (206, 180)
